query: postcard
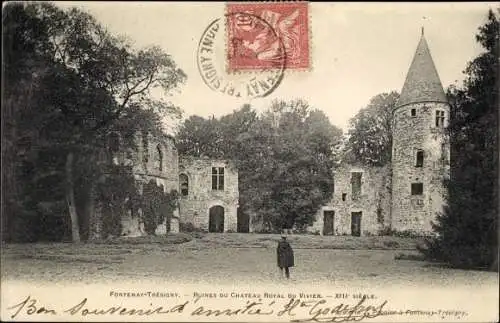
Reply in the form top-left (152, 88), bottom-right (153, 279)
top-left (1, 1), bottom-right (498, 322)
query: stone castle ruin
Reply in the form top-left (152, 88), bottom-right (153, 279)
top-left (310, 31), bottom-right (450, 236)
top-left (106, 130), bottom-right (240, 236)
top-left (109, 31), bottom-right (449, 237)
top-left (178, 156), bottom-right (239, 233)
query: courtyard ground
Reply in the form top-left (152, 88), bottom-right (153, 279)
top-left (1, 233), bottom-right (497, 290)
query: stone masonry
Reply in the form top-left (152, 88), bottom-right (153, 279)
top-left (178, 156), bottom-right (239, 232)
top-left (115, 30), bottom-right (449, 237)
top-left (390, 30), bottom-right (450, 233)
top-left (120, 132), bottom-right (181, 237)
top-left (308, 164), bottom-right (392, 236)
top-left (308, 30), bottom-right (450, 236)
top-left (110, 131), bottom-right (240, 236)
top-left (391, 102), bottom-right (450, 232)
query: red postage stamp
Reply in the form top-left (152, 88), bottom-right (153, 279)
top-left (226, 2), bottom-right (310, 72)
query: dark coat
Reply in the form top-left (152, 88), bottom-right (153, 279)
top-left (277, 240), bottom-right (294, 268)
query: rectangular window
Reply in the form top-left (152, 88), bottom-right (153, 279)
top-left (211, 167), bottom-right (224, 190)
top-left (435, 110), bottom-right (445, 127)
top-left (342, 193), bottom-right (347, 201)
top-left (411, 183), bottom-right (423, 195)
top-left (411, 108), bottom-right (416, 117)
top-left (351, 172), bottom-right (362, 200)
top-left (415, 150), bottom-right (424, 167)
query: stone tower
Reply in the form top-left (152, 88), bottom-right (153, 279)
top-left (391, 29), bottom-right (450, 232)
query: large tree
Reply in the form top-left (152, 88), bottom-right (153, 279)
top-left (422, 9), bottom-right (498, 269)
top-left (255, 100), bottom-right (343, 230)
top-left (2, 3), bottom-right (186, 242)
top-left (176, 115), bottom-right (222, 158)
top-left (176, 104), bottom-right (257, 159)
top-left (177, 100), bottom-right (343, 231)
top-left (344, 92), bottom-right (399, 166)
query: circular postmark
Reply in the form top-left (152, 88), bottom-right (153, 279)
top-left (196, 12), bottom-right (286, 99)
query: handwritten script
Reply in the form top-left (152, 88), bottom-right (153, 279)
top-left (282, 298), bottom-right (387, 322)
top-left (6, 295), bottom-right (466, 322)
top-left (7, 295), bottom-right (386, 322)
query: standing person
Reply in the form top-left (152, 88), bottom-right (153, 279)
top-left (277, 236), bottom-right (294, 279)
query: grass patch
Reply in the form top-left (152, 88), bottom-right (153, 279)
top-left (190, 232), bottom-right (206, 239)
top-left (13, 254), bottom-right (124, 264)
top-left (383, 240), bottom-right (400, 248)
top-left (96, 233), bottom-right (193, 245)
top-left (195, 234), bottom-right (421, 250)
top-left (57, 248), bottom-right (135, 256)
top-left (395, 252), bottom-right (426, 261)
top-left (255, 237), bottom-right (278, 242)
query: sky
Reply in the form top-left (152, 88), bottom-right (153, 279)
top-left (58, 2), bottom-right (497, 132)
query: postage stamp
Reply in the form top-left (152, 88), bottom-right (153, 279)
top-left (226, 2), bottom-right (310, 72)
top-left (197, 13), bottom-right (285, 99)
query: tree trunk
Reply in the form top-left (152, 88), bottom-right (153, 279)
top-left (87, 175), bottom-right (104, 241)
top-left (2, 96), bottom-right (18, 242)
top-left (65, 151), bottom-right (80, 242)
top-left (87, 182), bottom-right (99, 241)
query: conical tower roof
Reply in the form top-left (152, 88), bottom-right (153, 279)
top-left (396, 30), bottom-right (448, 108)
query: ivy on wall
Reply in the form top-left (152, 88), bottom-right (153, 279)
top-left (96, 165), bottom-right (140, 239)
top-left (142, 180), bottom-right (179, 235)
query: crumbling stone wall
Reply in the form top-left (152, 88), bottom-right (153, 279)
top-left (118, 132), bottom-right (180, 237)
top-left (391, 102), bottom-right (450, 232)
top-left (132, 132), bottom-right (179, 193)
top-left (309, 164), bottom-right (392, 236)
top-left (178, 156), bottom-right (239, 232)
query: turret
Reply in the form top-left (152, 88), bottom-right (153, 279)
top-left (390, 29), bottom-right (450, 233)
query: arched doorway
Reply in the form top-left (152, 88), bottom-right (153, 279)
top-left (209, 206), bottom-right (224, 232)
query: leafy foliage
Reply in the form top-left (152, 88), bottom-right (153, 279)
top-left (96, 165), bottom-right (140, 238)
top-left (344, 92), bottom-right (399, 166)
top-left (142, 181), bottom-right (179, 235)
top-left (2, 3), bottom-right (185, 242)
top-left (176, 115), bottom-right (222, 158)
top-left (421, 10), bottom-right (499, 269)
top-left (177, 100), bottom-right (343, 231)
